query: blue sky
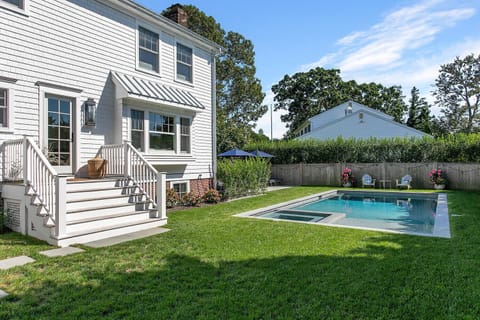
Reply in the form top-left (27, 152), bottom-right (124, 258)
top-left (137, 0), bottom-right (480, 138)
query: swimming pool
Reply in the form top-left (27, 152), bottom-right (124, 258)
top-left (236, 190), bottom-right (450, 238)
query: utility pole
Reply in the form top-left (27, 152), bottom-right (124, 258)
top-left (270, 104), bottom-right (273, 141)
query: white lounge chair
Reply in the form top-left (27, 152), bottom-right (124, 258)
top-left (396, 175), bottom-right (412, 190)
top-left (361, 174), bottom-right (376, 188)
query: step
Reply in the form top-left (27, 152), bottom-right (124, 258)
top-left (66, 186), bottom-right (139, 202)
top-left (55, 218), bottom-right (168, 247)
top-left (66, 202), bottom-right (151, 221)
top-left (66, 210), bottom-right (152, 234)
top-left (66, 194), bottom-right (145, 211)
top-left (66, 178), bottom-right (130, 192)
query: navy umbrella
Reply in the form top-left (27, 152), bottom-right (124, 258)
top-left (218, 148), bottom-right (254, 157)
top-left (250, 150), bottom-right (274, 158)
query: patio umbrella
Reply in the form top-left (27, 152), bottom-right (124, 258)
top-left (250, 150), bottom-right (274, 158)
top-left (218, 148), bottom-right (254, 158)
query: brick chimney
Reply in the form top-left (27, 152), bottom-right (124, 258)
top-left (164, 4), bottom-right (188, 28)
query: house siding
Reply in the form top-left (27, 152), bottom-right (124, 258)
top-left (0, 0), bottom-right (214, 181)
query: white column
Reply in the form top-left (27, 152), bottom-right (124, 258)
top-left (156, 172), bottom-right (166, 219)
top-left (124, 141), bottom-right (130, 178)
top-left (55, 175), bottom-right (67, 238)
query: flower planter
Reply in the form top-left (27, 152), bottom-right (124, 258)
top-left (342, 182), bottom-right (352, 187)
top-left (434, 184), bottom-right (446, 190)
top-left (87, 157), bottom-right (107, 179)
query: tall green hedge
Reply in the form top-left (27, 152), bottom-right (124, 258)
top-left (246, 134), bottom-right (480, 164)
top-left (217, 158), bottom-right (271, 198)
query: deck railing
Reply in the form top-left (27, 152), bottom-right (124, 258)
top-left (98, 142), bottom-right (166, 219)
top-left (2, 137), bottom-right (61, 233)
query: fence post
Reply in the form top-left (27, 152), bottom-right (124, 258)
top-left (156, 172), bottom-right (167, 219)
top-left (300, 162), bottom-right (303, 185)
top-left (55, 175), bottom-right (67, 238)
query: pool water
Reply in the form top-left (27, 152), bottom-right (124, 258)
top-left (293, 193), bottom-right (437, 234)
top-left (241, 190), bottom-right (451, 237)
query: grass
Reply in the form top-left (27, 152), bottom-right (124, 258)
top-left (0, 186), bottom-right (479, 319)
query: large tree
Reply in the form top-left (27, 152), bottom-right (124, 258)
top-left (434, 53), bottom-right (480, 133)
top-left (406, 86), bottom-right (433, 134)
top-left (166, 5), bottom-right (266, 152)
top-left (272, 67), bottom-right (407, 136)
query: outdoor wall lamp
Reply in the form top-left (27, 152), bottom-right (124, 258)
top-left (84, 98), bottom-right (96, 126)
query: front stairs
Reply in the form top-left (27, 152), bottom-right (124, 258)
top-left (48, 177), bottom-right (166, 246)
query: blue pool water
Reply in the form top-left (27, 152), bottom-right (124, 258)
top-left (247, 191), bottom-right (447, 236)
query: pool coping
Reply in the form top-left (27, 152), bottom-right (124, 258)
top-left (235, 190), bottom-right (451, 238)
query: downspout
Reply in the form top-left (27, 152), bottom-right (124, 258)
top-left (211, 52), bottom-right (217, 188)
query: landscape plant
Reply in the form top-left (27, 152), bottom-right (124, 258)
top-left (166, 188), bottom-right (180, 208)
top-left (181, 192), bottom-right (202, 207)
top-left (247, 133), bottom-right (480, 164)
top-left (202, 189), bottom-right (221, 204)
top-left (217, 157), bottom-right (270, 198)
top-left (429, 168), bottom-right (447, 185)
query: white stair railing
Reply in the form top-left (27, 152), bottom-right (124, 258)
top-left (2, 137), bottom-right (61, 234)
top-left (98, 142), bottom-right (166, 219)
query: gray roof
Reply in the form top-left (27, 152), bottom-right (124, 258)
top-left (112, 71), bottom-right (204, 110)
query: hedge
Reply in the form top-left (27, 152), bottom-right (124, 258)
top-left (217, 158), bottom-right (271, 198)
top-left (246, 134), bottom-right (480, 164)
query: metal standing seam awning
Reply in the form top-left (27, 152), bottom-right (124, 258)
top-left (111, 71), bottom-right (205, 111)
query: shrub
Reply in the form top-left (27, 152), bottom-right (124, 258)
top-left (166, 188), bottom-right (180, 208)
top-left (203, 189), bottom-right (221, 204)
top-left (217, 158), bottom-right (271, 198)
top-left (182, 192), bottom-right (202, 207)
top-left (246, 133), bottom-right (480, 164)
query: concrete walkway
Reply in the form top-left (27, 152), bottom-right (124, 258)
top-left (266, 185), bottom-right (292, 192)
top-left (0, 256), bottom-right (35, 270)
top-left (0, 289), bottom-right (8, 299)
top-left (84, 227), bottom-right (170, 248)
top-left (39, 247), bottom-right (85, 257)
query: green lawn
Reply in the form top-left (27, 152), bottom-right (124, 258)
top-left (0, 187), bottom-right (479, 319)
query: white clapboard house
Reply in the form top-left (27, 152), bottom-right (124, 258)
top-left (294, 100), bottom-right (428, 140)
top-left (0, 0), bottom-right (221, 246)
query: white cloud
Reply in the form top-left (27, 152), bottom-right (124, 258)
top-left (256, 0), bottom-right (478, 136)
top-left (256, 90), bottom-right (288, 139)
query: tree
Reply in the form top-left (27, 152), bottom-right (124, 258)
top-left (434, 53), bottom-right (480, 133)
top-left (250, 129), bottom-right (270, 143)
top-left (271, 67), bottom-right (407, 136)
top-left (406, 86), bottom-right (433, 133)
top-left (167, 5), bottom-right (267, 152)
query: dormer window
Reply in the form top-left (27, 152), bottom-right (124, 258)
top-left (138, 27), bottom-right (159, 72)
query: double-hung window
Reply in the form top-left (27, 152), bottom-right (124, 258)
top-left (0, 0), bottom-right (28, 13)
top-left (176, 43), bottom-right (192, 82)
top-left (1, 0), bottom-right (24, 8)
top-left (138, 27), bottom-right (159, 72)
top-left (180, 117), bottom-right (190, 153)
top-left (0, 89), bottom-right (8, 127)
top-left (131, 109), bottom-right (192, 154)
top-left (131, 110), bottom-right (144, 150)
top-left (149, 112), bottom-right (175, 151)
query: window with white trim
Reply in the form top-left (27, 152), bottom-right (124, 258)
top-left (176, 43), bottom-right (192, 82)
top-left (149, 112), bottom-right (174, 151)
top-left (131, 109), bottom-right (144, 150)
top-left (0, 89), bottom-right (8, 127)
top-left (130, 109), bottom-right (192, 154)
top-left (180, 117), bottom-right (190, 153)
top-left (172, 182), bottom-right (188, 198)
top-left (138, 26), bottom-right (159, 72)
top-left (1, 0), bottom-right (24, 9)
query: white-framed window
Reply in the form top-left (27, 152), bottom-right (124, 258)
top-left (149, 112), bottom-right (175, 151)
top-left (130, 109), bottom-right (144, 150)
top-left (0, 79), bottom-right (15, 132)
top-left (0, 0), bottom-right (28, 14)
top-left (0, 88), bottom-right (8, 128)
top-left (172, 181), bottom-right (189, 198)
top-left (138, 26), bottom-right (159, 73)
top-left (130, 108), bottom-right (192, 155)
top-left (180, 117), bottom-right (190, 153)
top-left (176, 43), bottom-right (193, 83)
